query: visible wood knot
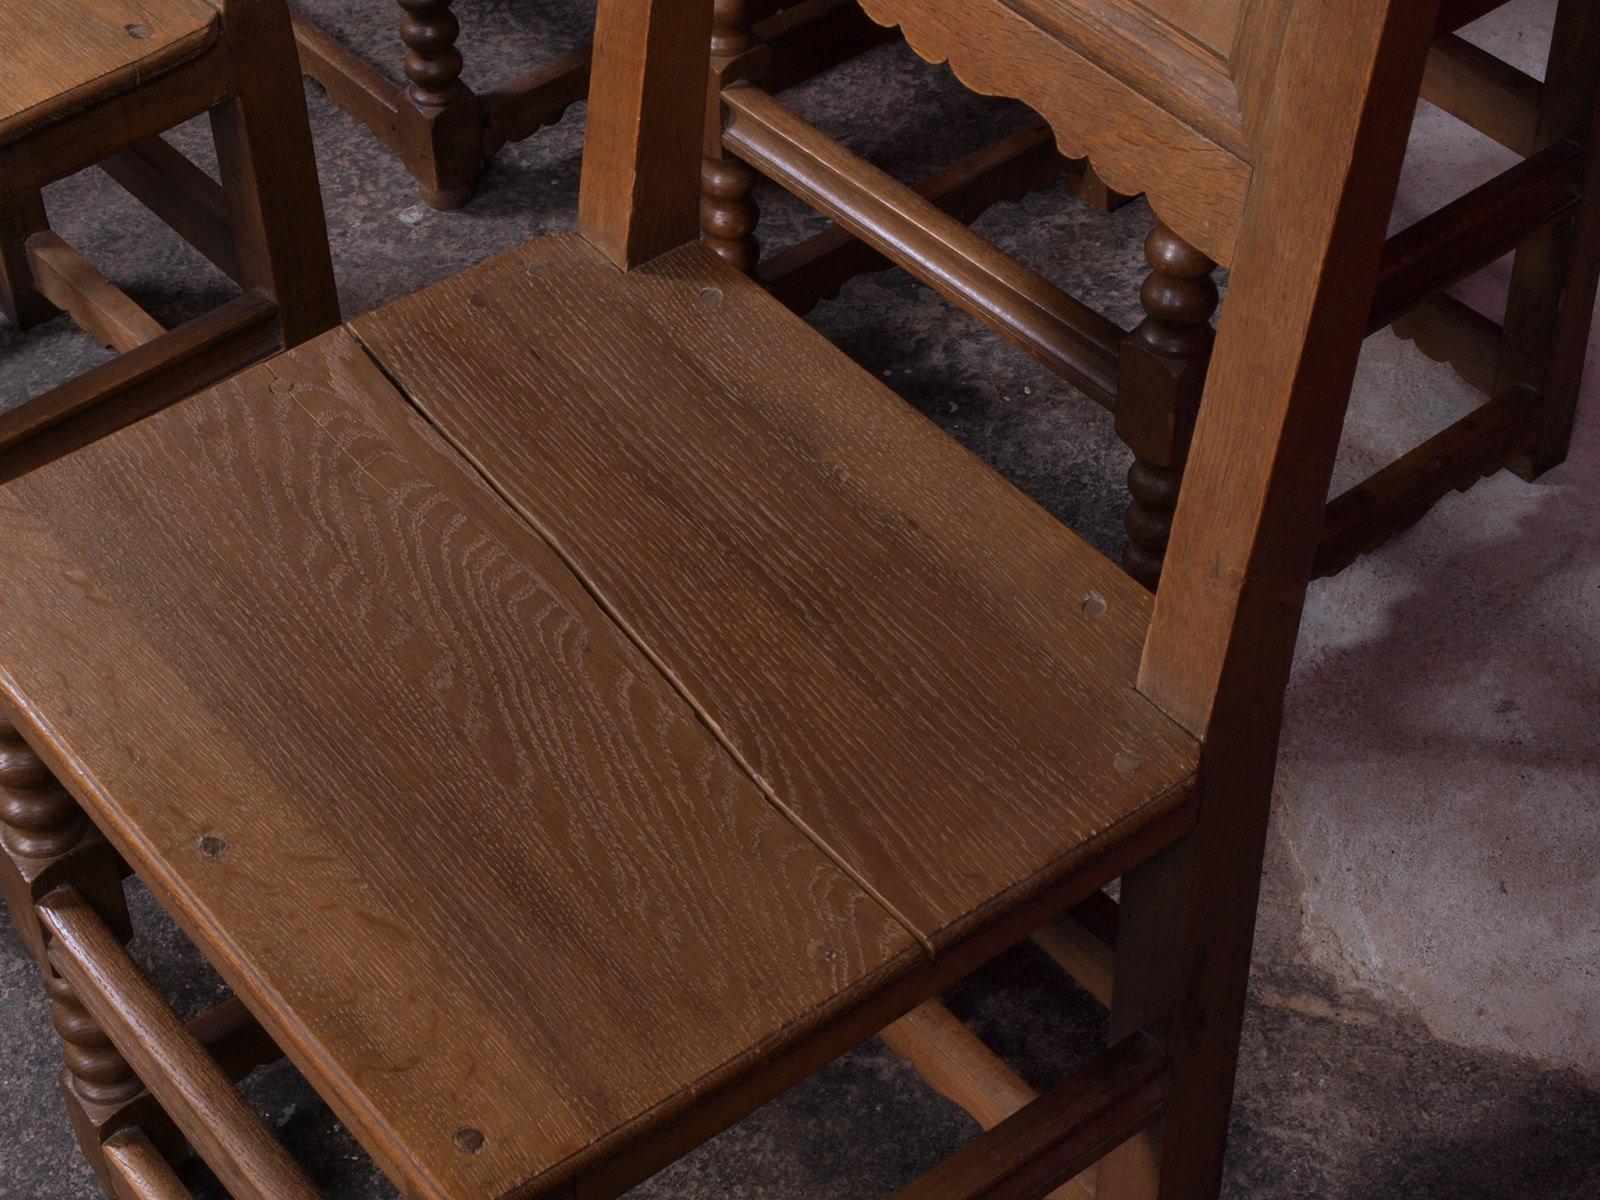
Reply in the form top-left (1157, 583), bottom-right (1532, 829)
top-left (197, 834), bottom-right (229, 860)
top-left (1080, 592), bottom-right (1107, 618)
top-left (454, 1127), bottom-right (486, 1154)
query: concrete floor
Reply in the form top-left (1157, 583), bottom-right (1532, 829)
top-left (2, 0), bottom-right (1597, 1196)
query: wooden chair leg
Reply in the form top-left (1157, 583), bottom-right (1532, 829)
top-left (0, 713), bottom-right (181, 1195)
top-left (1498, 0), bottom-right (1600, 480)
top-left (209, 0), bottom-right (340, 351)
top-left (1115, 224), bottom-right (1218, 591)
top-left (0, 189), bottom-right (57, 329)
top-left (394, 0), bottom-right (486, 210)
top-left (702, 0), bottom-right (764, 272)
top-left (0, 716), bottom-right (130, 966)
top-left (1095, 800), bottom-right (1269, 1200)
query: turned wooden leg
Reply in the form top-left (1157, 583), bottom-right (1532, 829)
top-left (47, 958), bottom-right (189, 1195)
top-left (0, 713), bottom-right (179, 1193)
top-left (1115, 224), bottom-right (1218, 591)
top-left (208, 0), bottom-right (340, 350)
top-left (394, 0), bottom-right (486, 209)
top-left (0, 189), bottom-right (55, 329)
top-left (701, 0), bottom-right (765, 273)
top-left (700, 157), bottom-right (761, 272)
top-left (1498, 0), bottom-right (1600, 479)
top-left (0, 717), bottom-right (129, 966)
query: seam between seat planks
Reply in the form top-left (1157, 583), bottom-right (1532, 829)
top-left (339, 326), bottom-right (941, 959)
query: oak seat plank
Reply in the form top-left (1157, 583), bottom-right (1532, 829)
top-left (0, 0), bottom-right (221, 145)
top-left (352, 234), bottom-right (1200, 948)
top-left (0, 234), bottom-right (1197, 1200)
top-left (0, 328), bottom-right (916, 1200)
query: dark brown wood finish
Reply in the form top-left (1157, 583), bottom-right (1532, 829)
top-left (1495, 0), bottom-right (1600, 479)
top-left (43, 889), bottom-right (323, 1200)
top-left (1115, 226), bottom-right (1218, 591)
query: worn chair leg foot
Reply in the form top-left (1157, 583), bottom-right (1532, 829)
top-left (395, 0), bottom-right (486, 211)
top-left (1497, 0), bottom-right (1600, 480)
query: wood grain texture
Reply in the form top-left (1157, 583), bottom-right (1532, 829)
top-left (103, 1127), bottom-right (195, 1200)
top-left (577, 0), bottom-right (715, 268)
top-left (852, 0), bottom-right (1252, 263)
top-left (0, 0), bottom-right (220, 145)
top-left (0, 328), bottom-right (913, 1200)
top-left (352, 234), bottom-right (1199, 949)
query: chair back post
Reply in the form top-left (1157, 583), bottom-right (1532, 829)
top-left (1102, 10), bottom-right (1444, 1194)
top-left (579, 0), bottom-right (717, 269)
top-left (1138, 0), bottom-right (1442, 743)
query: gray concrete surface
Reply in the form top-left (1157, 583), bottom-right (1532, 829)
top-left (1, 0), bottom-right (1596, 1195)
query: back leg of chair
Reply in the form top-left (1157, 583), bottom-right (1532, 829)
top-left (1115, 223), bottom-right (1218, 591)
top-left (0, 189), bottom-right (56, 330)
top-left (701, 0), bottom-right (763, 272)
top-left (1499, 0), bottom-right (1600, 479)
top-left (209, 0), bottom-right (340, 350)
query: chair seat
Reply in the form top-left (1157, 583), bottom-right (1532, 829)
top-left (1, 0), bottom-right (219, 146)
top-left (0, 234), bottom-right (1197, 1200)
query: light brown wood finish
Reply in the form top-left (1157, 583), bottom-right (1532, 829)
top-left (0, 329), bottom-right (916, 1200)
top-left (1107, 1), bottom-right (1445, 1196)
top-left (0, 0), bottom-right (219, 145)
top-left (41, 889), bottom-right (322, 1200)
top-left (881, 1001), bottom-right (1094, 1200)
top-left (892, 1033), bottom-right (1165, 1200)
top-left (851, 0), bottom-right (1251, 264)
top-left (577, 0), bottom-right (715, 268)
top-left (24, 233), bottom-right (166, 352)
top-left (352, 234), bottom-right (1199, 948)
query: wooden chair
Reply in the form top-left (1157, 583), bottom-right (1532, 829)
top-left (0, 3), bottom-right (1561, 1200)
top-left (0, 0), bottom-right (339, 461)
top-left (288, 0), bottom-right (900, 208)
top-left (706, 0), bottom-right (1600, 590)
